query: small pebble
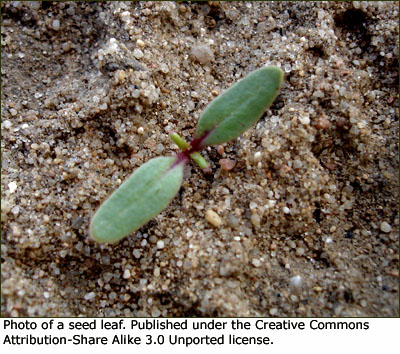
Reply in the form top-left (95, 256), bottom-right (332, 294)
top-left (156, 240), bottom-right (165, 249)
top-left (219, 158), bottom-right (235, 171)
top-left (136, 39), bottom-right (145, 47)
top-left (133, 48), bottom-right (144, 59)
top-left (153, 267), bottom-right (160, 277)
top-left (249, 202), bottom-right (258, 210)
top-left (52, 19), bottom-right (60, 31)
top-left (254, 151), bottom-right (262, 162)
top-left (71, 216), bottom-right (83, 229)
top-left (160, 63), bottom-right (169, 74)
top-left (252, 258), bottom-right (261, 267)
top-left (227, 214), bottom-right (239, 229)
top-left (3, 120), bottom-right (12, 129)
top-left (116, 70), bottom-right (126, 82)
top-left (380, 221), bottom-right (392, 233)
top-left (299, 114), bottom-right (310, 125)
top-left (132, 249), bottom-right (141, 259)
top-left (325, 237), bottom-right (333, 244)
top-left (151, 308), bottom-right (161, 317)
top-left (251, 213), bottom-right (261, 227)
top-left (190, 44), bottom-right (214, 64)
top-left (293, 159), bottom-right (303, 169)
top-left (84, 292), bottom-right (95, 301)
top-left (137, 127), bottom-right (144, 135)
top-left (205, 209), bottom-right (223, 227)
top-left (315, 117), bottom-right (331, 130)
top-left (289, 275), bottom-right (303, 290)
top-left (12, 225), bottom-right (21, 237)
top-left (8, 182), bottom-right (17, 193)
top-left (269, 308), bottom-right (278, 316)
top-left (11, 206), bottom-right (20, 216)
top-left (123, 269), bottom-right (131, 279)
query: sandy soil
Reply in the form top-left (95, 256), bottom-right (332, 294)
top-left (1, 1), bottom-right (398, 317)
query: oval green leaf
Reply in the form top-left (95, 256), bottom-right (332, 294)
top-left (90, 156), bottom-right (184, 243)
top-left (195, 66), bottom-right (283, 146)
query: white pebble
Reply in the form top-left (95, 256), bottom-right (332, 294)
top-left (205, 209), bottom-right (223, 227)
top-left (84, 292), bottom-right (95, 301)
top-left (254, 151), bottom-right (262, 162)
top-left (132, 249), bottom-right (141, 258)
top-left (160, 63), bottom-right (169, 73)
top-left (249, 201), bottom-right (258, 210)
top-left (123, 269), bottom-right (131, 279)
top-left (252, 258), bottom-right (261, 267)
top-left (264, 200), bottom-right (276, 209)
top-left (293, 159), bottom-right (303, 169)
top-left (136, 39), bottom-right (145, 47)
top-left (52, 19), bottom-right (60, 31)
top-left (11, 206), bottom-right (20, 216)
top-left (156, 240), bottom-right (165, 249)
top-left (380, 221), bottom-right (392, 233)
top-left (8, 181), bottom-right (17, 193)
top-left (269, 308), bottom-right (278, 316)
top-left (299, 114), bottom-right (310, 125)
top-left (3, 120), bottom-right (12, 129)
top-left (290, 275), bottom-right (303, 289)
top-left (137, 127), bottom-right (144, 134)
top-left (282, 206), bottom-right (290, 214)
top-left (133, 48), bottom-right (144, 59)
top-left (12, 225), bottom-right (21, 237)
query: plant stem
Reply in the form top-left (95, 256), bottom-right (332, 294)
top-left (190, 151), bottom-right (209, 169)
top-left (170, 132), bottom-right (189, 151)
top-left (170, 132), bottom-right (209, 170)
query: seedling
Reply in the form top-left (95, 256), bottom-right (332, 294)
top-left (90, 66), bottom-right (283, 243)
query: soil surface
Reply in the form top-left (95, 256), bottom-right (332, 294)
top-left (1, 1), bottom-right (399, 317)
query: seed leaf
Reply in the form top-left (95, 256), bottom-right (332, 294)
top-left (90, 157), bottom-right (184, 243)
top-left (195, 66), bottom-right (283, 146)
